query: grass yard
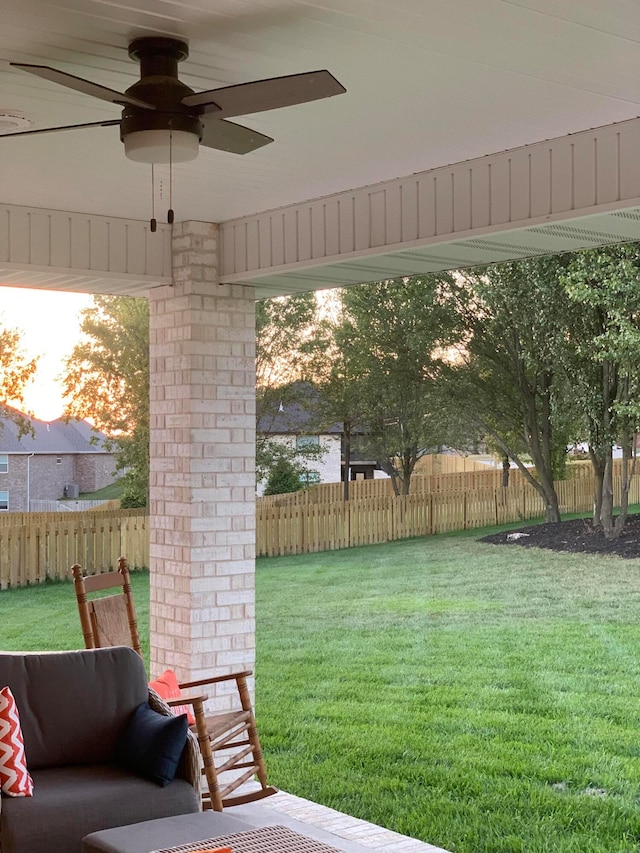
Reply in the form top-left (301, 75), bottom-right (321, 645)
top-left (3, 524), bottom-right (640, 852)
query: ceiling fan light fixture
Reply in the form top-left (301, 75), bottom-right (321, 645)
top-left (0, 114), bottom-right (32, 135)
top-left (123, 128), bottom-right (199, 163)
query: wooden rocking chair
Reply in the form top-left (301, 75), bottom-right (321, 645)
top-left (71, 558), bottom-right (277, 811)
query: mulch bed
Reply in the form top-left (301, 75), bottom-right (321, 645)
top-left (479, 513), bottom-right (640, 559)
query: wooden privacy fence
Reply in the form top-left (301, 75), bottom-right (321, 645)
top-left (256, 475), bottom-right (640, 557)
top-left (0, 509), bottom-right (148, 589)
top-left (259, 459), bottom-right (627, 508)
top-left (3, 465), bottom-right (637, 584)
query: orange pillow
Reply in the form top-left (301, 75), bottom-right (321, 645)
top-left (185, 847), bottom-right (232, 853)
top-left (0, 686), bottom-right (34, 797)
top-left (149, 670), bottom-right (196, 726)
top-left (187, 849), bottom-right (231, 853)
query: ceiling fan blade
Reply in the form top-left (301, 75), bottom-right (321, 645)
top-left (200, 116), bottom-right (273, 155)
top-left (0, 119), bottom-right (120, 138)
top-left (10, 63), bottom-right (155, 110)
top-left (182, 70), bottom-right (345, 118)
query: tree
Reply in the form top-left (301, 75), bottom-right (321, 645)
top-left (263, 456), bottom-right (304, 495)
top-left (446, 257), bottom-right (581, 523)
top-left (338, 275), bottom-right (461, 496)
top-left (62, 295), bottom-right (149, 507)
top-left (562, 244), bottom-right (640, 538)
top-left (307, 304), bottom-right (367, 500)
top-left (0, 321), bottom-right (38, 436)
top-left (256, 293), bottom-right (324, 484)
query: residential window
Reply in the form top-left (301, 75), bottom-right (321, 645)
top-left (0, 491), bottom-right (8, 511)
top-left (0, 455), bottom-right (7, 474)
top-left (296, 435), bottom-right (320, 450)
top-left (299, 471), bottom-right (320, 487)
top-left (56, 456), bottom-right (62, 464)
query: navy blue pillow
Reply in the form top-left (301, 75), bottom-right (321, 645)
top-left (116, 701), bottom-right (188, 786)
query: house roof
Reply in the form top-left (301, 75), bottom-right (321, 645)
top-left (0, 409), bottom-right (109, 454)
top-left (257, 384), bottom-right (342, 436)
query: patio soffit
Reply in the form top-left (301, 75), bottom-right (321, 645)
top-left (3, 116), bottom-right (640, 299)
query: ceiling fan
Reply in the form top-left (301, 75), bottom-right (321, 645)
top-left (5, 36), bottom-right (346, 164)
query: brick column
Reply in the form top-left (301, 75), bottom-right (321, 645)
top-left (148, 221), bottom-right (255, 711)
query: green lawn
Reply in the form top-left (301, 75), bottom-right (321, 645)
top-left (3, 525), bottom-right (640, 852)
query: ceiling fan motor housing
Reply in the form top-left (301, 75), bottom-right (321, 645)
top-left (120, 37), bottom-right (203, 160)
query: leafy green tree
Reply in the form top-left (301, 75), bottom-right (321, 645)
top-left (338, 275), bottom-right (461, 496)
top-left (562, 244), bottom-right (640, 538)
top-left (62, 295), bottom-right (149, 507)
top-left (256, 293), bottom-right (325, 484)
top-left (263, 456), bottom-right (303, 495)
top-left (0, 320), bottom-right (38, 436)
top-left (307, 305), bottom-right (366, 501)
top-left (447, 257), bottom-right (581, 523)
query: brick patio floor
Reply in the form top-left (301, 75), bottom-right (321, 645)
top-left (232, 787), bottom-right (451, 853)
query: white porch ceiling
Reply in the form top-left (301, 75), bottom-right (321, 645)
top-left (2, 0), bottom-right (640, 232)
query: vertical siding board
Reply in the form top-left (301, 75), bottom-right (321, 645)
top-left (233, 222), bottom-right (248, 272)
top-left (595, 128), bottom-right (621, 205)
top-left (571, 136), bottom-right (597, 211)
top-left (400, 180), bottom-right (419, 242)
top-left (550, 140), bottom-right (573, 213)
top-left (9, 209), bottom-right (29, 264)
top-left (297, 207), bottom-right (312, 262)
top-left (529, 147), bottom-right (552, 218)
top-left (29, 212), bottom-right (51, 266)
top-left (324, 200), bottom-right (340, 256)
top-left (470, 164), bottom-right (491, 229)
top-left (70, 216), bottom-right (91, 270)
top-left (417, 175), bottom-right (436, 239)
top-left (0, 209), bottom-right (9, 262)
top-left (89, 219), bottom-right (109, 271)
top-left (385, 185), bottom-right (402, 246)
top-left (246, 220), bottom-right (260, 270)
top-left (107, 220), bottom-right (128, 273)
top-left (338, 197), bottom-right (355, 254)
top-left (369, 190), bottom-right (386, 247)
top-left (283, 209), bottom-right (298, 264)
top-left (619, 123), bottom-right (640, 200)
top-left (488, 157), bottom-right (510, 224)
top-left (434, 172), bottom-right (454, 235)
top-left (354, 190), bottom-right (371, 251)
top-left (452, 169), bottom-right (472, 233)
top-left (50, 215), bottom-right (72, 268)
top-left (509, 151), bottom-right (532, 222)
top-left (147, 227), bottom-right (171, 278)
top-left (310, 202), bottom-right (326, 259)
top-left (258, 218), bottom-right (272, 270)
top-left (222, 222), bottom-right (236, 275)
top-left (270, 214), bottom-right (285, 267)
top-left (126, 222), bottom-right (146, 274)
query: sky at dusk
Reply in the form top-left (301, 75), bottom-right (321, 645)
top-left (0, 286), bottom-right (93, 421)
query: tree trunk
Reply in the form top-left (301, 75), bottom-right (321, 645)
top-left (501, 454), bottom-right (510, 487)
top-left (589, 446), bottom-right (605, 529)
top-left (342, 424), bottom-right (351, 502)
top-left (484, 425), bottom-right (561, 522)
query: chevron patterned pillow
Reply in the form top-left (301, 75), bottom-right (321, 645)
top-left (0, 686), bottom-right (34, 797)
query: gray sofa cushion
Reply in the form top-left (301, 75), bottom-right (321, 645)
top-left (0, 763), bottom-right (200, 853)
top-left (0, 647), bottom-right (148, 769)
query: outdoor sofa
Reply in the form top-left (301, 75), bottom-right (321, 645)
top-left (0, 646), bottom-right (201, 853)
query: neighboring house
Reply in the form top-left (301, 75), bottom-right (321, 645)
top-left (257, 395), bottom-right (341, 496)
top-left (256, 384), bottom-right (384, 495)
top-left (0, 410), bottom-right (117, 511)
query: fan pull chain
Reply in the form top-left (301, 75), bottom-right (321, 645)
top-left (150, 163), bottom-right (157, 233)
top-left (167, 124), bottom-right (175, 225)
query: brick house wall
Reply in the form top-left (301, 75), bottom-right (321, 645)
top-left (74, 453), bottom-right (117, 491)
top-left (0, 452), bottom-right (117, 511)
